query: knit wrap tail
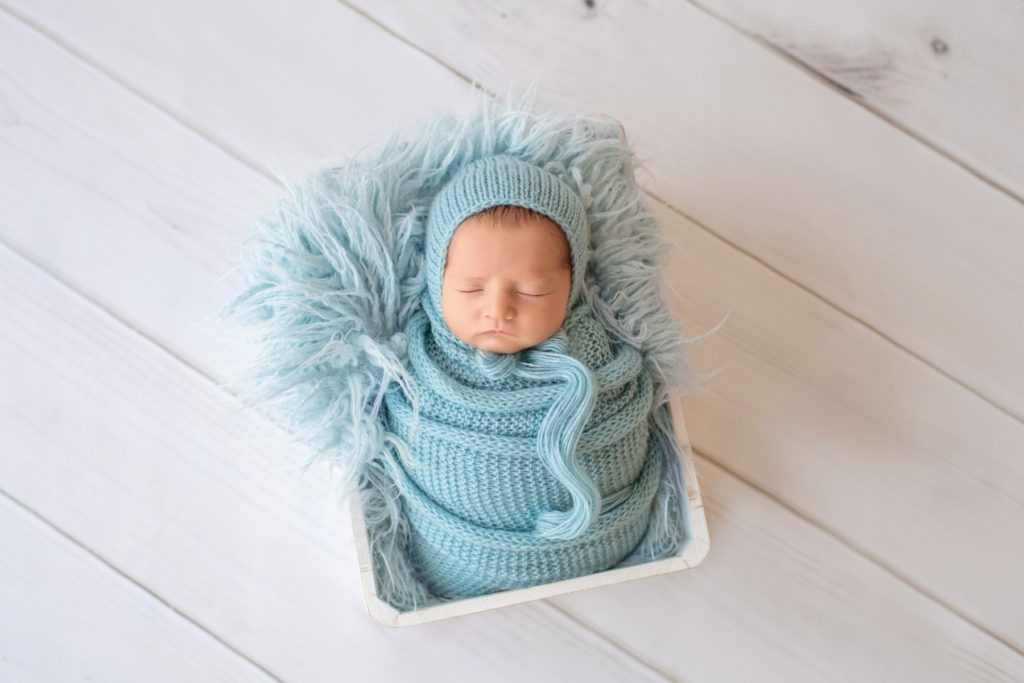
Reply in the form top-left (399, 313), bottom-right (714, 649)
top-left (514, 332), bottom-right (600, 540)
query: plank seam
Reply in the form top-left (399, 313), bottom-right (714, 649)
top-left (3, 0), bottom-right (1023, 658)
top-left (689, 448), bottom-right (1024, 659)
top-left (4, 1), bottom-right (1019, 429)
top-left (3, 231), bottom-right (1020, 660)
top-left (0, 486), bottom-right (285, 683)
top-left (680, 0), bottom-right (1024, 207)
top-left (543, 601), bottom-right (683, 683)
top-left (0, 228), bottom-right (669, 683)
top-left (0, 229), bottom-right (685, 675)
top-left (330, 0), bottom-right (1024, 426)
top-left (0, 4), bottom-right (277, 189)
top-left (646, 189), bottom-right (1024, 425)
top-left (336, 0), bottom-right (499, 101)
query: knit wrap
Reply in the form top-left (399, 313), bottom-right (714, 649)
top-left (383, 298), bottom-right (662, 598)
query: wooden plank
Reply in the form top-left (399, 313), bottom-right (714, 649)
top-left (2, 229), bottom-right (1020, 679)
top-left (553, 450), bottom-right (1024, 682)
top-left (691, 0), bottom-right (1024, 201)
top-left (332, 0), bottom-right (1024, 422)
top-left (0, 0), bottom-right (466, 377)
top-left (2, 0), bottom-right (1023, 654)
top-left (656, 197), bottom-right (1024, 648)
top-left (0, 494), bottom-right (275, 682)
top-left (0, 0), bottom-right (470, 181)
top-left (0, 247), bottom-right (674, 681)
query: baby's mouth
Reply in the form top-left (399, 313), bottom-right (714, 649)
top-left (483, 329), bottom-right (514, 336)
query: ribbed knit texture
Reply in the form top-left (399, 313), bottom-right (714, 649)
top-left (219, 99), bottom-right (697, 611)
top-left (384, 301), bottom-right (661, 597)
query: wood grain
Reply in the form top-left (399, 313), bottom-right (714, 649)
top-left (3, 206), bottom-right (1020, 680)
top-left (555, 449), bottom-right (1024, 682)
top-left (334, 0), bottom-right (1024, 422)
top-left (691, 0), bottom-right (1024, 201)
top-left (1, 0), bottom-right (471, 181)
top-left (2, 0), bottom-right (1024, 676)
top-left (659, 195), bottom-right (1024, 648)
top-left (0, 494), bottom-right (275, 682)
top-left (2, 0), bottom-right (1023, 652)
top-left (0, 244), bottom-right (673, 682)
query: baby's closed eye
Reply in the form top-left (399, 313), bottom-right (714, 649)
top-left (453, 287), bottom-right (551, 296)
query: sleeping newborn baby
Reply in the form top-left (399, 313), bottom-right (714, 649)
top-left (381, 155), bottom-right (681, 600)
top-left (441, 204), bottom-right (571, 355)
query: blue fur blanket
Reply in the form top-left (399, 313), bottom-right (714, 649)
top-left (222, 100), bottom-right (695, 610)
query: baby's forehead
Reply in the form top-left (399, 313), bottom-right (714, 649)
top-left (446, 214), bottom-right (571, 272)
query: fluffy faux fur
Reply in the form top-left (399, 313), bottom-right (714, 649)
top-left (220, 97), bottom-right (696, 610)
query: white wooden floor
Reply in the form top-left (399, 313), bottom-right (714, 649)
top-left (2, 0), bottom-right (1023, 680)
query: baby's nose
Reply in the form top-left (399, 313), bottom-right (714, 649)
top-left (486, 292), bottom-right (514, 320)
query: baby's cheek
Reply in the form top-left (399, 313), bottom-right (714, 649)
top-left (441, 292), bottom-right (473, 341)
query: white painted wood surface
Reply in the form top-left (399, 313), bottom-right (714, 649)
top-left (1, 0), bottom-right (1022, 680)
top-left (691, 0), bottom-right (1024, 201)
top-left (1, 494), bottom-right (276, 682)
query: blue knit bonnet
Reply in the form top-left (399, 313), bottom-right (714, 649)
top-left (424, 155), bottom-right (590, 328)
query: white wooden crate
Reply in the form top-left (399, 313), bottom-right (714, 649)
top-left (350, 397), bottom-right (710, 627)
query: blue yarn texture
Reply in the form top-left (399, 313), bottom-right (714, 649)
top-left (221, 100), bottom-right (696, 610)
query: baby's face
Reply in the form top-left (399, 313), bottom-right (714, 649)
top-left (441, 212), bottom-right (572, 354)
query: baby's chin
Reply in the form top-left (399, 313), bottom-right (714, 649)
top-left (467, 331), bottom-right (532, 354)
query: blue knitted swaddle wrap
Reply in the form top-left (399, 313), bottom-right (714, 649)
top-left (378, 154), bottom-right (670, 598)
top-left (220, 103), bottom-right (695, 610)
top-left (384, 305), bottom-right (661, 597)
